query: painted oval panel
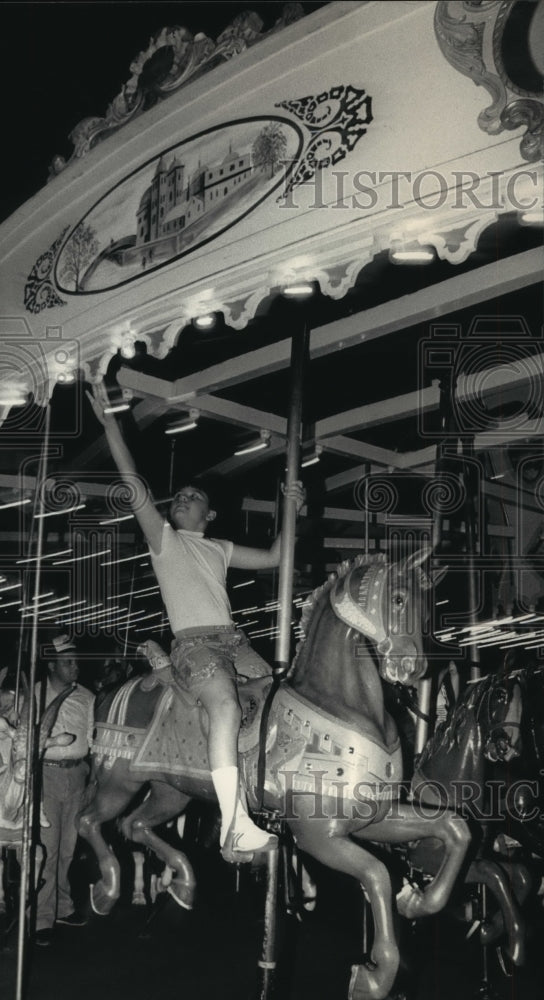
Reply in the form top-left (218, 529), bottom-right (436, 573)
top-left (55, 117), bottom-right (303, 294)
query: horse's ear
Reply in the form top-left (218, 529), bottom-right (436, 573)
top-left (398, 546), bottom-right (433, 574)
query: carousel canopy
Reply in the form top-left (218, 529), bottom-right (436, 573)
top-left (0, 0), bottom-right (542, 664)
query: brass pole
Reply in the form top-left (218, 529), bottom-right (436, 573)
top-left (415, 374), bottom-right (455, 756)
top-left (15, 401), bottom-right (51, 1000)
top-left (462, 436), bottom-right (481, 682)
top-left (274, 319), bottom-right (309, 674)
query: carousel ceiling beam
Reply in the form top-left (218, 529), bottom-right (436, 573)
top-left (118, 249), bottom-right (541, 402)
top-left (75, 393), bottom-right (286, 471)
top-left (204, 433), bottom-right (286, 476)
top-left (0, 473), bottom-right (114, 499)
top-left (397, 417), bottom-right (544, 470)
top-left (321, 435), bottom-right (402, 468)
top-left (324, 538), bottom-right (372, 550)
top-left (324, 412), bottom-right (544, 489)
top-left (316, 387), bottom-right (439, 438)
top-left (117, 373), bottom-right (286, 431)
top-left (315, 350), bottom-right (544, 438)
top-left (242, 498), bottom-right (371, 522)
top-left (325, 464), bottom-right (369, 493)
top-left (171, 394), bottom-right (287, 434)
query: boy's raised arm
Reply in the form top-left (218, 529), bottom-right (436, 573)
top-left (86, 382), bottom-right (164, 555)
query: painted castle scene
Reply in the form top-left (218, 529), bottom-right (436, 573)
top-left (55, 120), bottom-right (301, 293)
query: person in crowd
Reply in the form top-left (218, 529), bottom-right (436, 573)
top-left (34, 635), bottom-right (95, 946)
top-left (87, 382), bottom-right (305, 862)
top-left (0, 666), bottom-right (16, 723)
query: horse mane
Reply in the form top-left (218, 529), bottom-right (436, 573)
top-left (292, 552), bottom-right (388, 668)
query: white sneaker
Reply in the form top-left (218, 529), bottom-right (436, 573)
top-left (221, 812), bottom-right (277, 862)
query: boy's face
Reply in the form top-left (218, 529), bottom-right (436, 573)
top-left (170, 486), bottom-right (215, 532)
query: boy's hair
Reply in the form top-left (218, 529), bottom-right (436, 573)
top-left (170, 477), bottom-right (221, 513)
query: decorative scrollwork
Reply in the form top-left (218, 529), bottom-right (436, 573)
top-left (434, 1), bottom-right (544, 162)
top-left (23, 228), bottom-right (68, 314)
top-left (276, 85), bottom-right (373, 199)
top-left (48, 5), bottom-right (305, 172)
top-left (501, 97), bottom-right (544, 163)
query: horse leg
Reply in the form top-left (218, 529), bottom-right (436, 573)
top-left (358, 804), bottom-right (471, 919)
top-left (466, 858), bottom-right (526, 965)
top-left (78, 762), bottom-right (143, 916)
top-left (119, 782), bottom-right (196, 910)
top-left (290, 819), bottom-right (399, 1000)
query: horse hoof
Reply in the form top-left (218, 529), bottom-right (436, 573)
top-left (497, 942), bottom-right (524, 973)
top-left (166, 882), bottom-right (195, 911)
top-left (90, 883), bottom-right (116, 917)
top-left (348, 963), bottom-right (386, 1000)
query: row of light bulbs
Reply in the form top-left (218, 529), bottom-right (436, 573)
top-left (164, 415), bottom-right (325, 465)
top-left (2, 206), bottom-right (543, 409)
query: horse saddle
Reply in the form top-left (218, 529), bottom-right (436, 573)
top-left (129, 676), bottom-right (273, 779)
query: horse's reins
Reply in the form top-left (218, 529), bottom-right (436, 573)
top-left (394, 682), bottom-right (431, 724)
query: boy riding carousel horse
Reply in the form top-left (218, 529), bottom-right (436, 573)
top-left (88, 383), bottom-right (305, 861)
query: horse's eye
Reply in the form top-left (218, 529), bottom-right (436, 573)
top-left (392, 592), bottom-right (405, 609)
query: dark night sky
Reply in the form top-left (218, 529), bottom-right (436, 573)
top-left (0, 1), bottom-right (329, 223)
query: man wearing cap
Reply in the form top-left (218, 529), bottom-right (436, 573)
top-left (34, 635), bottom-right (95, 947)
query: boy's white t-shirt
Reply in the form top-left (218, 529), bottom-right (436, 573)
top-left (150, 523), bottom-right (234, 634)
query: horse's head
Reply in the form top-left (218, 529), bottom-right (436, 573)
top-left (330, 547), bottom-right (435, 685)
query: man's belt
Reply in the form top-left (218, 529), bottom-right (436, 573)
top-left (43, 757), bottom-right (86, 769)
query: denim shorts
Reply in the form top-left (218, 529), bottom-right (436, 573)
top-left (170, 625), bottom-right (242, 695)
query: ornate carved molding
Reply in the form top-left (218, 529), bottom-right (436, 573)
top-left (48, 5), bottom-right (305, 178)
top-left (23, 228), bottom-right (68, 314)
top-left (276, 85), bottom-right (373, 199)
top-left (434, 0), bottom-right (544, 162)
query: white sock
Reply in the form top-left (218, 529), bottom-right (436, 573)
top-left (211, 766), bottom-right (239, 845)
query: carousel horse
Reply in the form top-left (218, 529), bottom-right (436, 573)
top-left (0, 674), bottom-right (74, 841)
top-left (405, 661), bottom-right (544, 968)
top-left (79, 548), bottom-right (471, 1000)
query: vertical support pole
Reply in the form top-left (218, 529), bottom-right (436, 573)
top-left (15, 402), bottom-right (51, 1000)
top-left (257, 845), bottom-right (280, 1000)
top-left (462, 437), bottom-right (481, 682)
top-left (413, 680), bottom-right (433, 757)
top-left (364, 463), bottom-right (370, 556)
top-left (168, 437), bottom-right (176, 496)
top-left (123, 562), bottom-right (136, 658)
top-left (274, 319), bottom-right (310, 674)
top-left (415, 375), bottom-right (455, 756)
top-left (478, 883), bottom-right (491, 999)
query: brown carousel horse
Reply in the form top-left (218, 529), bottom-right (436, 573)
top-left (79, 548), bottom-right (470, 1000)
